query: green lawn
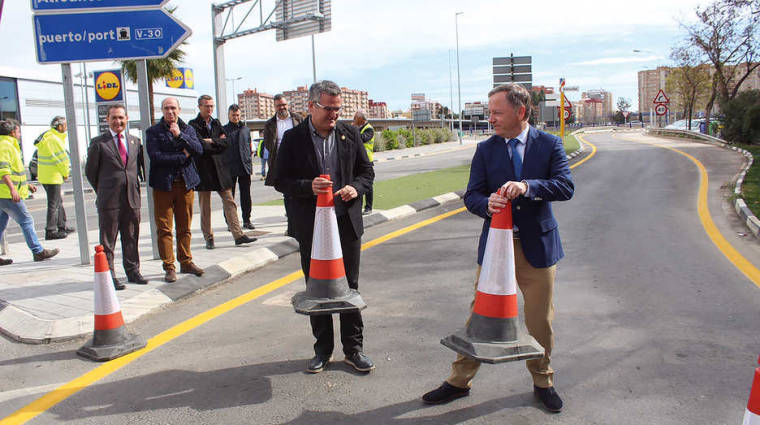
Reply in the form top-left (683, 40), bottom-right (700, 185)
top-left (546, 131), bottom-right (580, 154)
top-left (737, 144), bottom-right (760, 218)
top-left (257, 164), bottom-right (471, 210)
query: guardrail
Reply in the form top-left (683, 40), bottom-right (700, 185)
top-left (646, 127), bottom-right (759, 238)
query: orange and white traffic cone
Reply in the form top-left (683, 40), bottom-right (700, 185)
top-left (292, 175), bottom-right (366, 315)
top-left (441, 195), bottom-right (544, 363)
top-left (77, 245), bottom-right (146, 361)
top-left (744, 356), bottom-right (760, 425)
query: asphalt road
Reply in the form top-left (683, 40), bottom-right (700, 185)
top-left (0, 131), bottom-right (759, 424)
top-left (4, 146), bottom-right (475, 244)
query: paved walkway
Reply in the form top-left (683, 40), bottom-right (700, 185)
top-left (0, 136), bottom-right (483, 343)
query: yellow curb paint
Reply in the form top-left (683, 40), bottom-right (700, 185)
top-left (616, 133), bottom-right (760, 288)
top-left (0, 206), bottom-right (469, 425)
top-left (3, 135), bottom-right (602, 424)
top-left (571, 135), bottom-right (597, 169)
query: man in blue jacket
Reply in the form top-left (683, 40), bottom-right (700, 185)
top-left (422, 84), bottom-right (574, 412)
top-left (146, 97), bottom-right (205, 283)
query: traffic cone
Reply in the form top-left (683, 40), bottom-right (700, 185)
top-left (77, 245), bottom-right (146, 361)
top-left (744, 356), bottom-right (760, 425)
top-left (441, 195), bottom-right (544, 363)
top-left (292, 175), bottom-right (366, 315)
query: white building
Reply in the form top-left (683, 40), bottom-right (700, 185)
top-left (0, 66), bottom-right (198, 163)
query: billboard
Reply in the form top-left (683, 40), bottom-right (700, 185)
top-left (165, 67), bottom-right (194, 89)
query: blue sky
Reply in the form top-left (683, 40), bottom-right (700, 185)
top-left (1, 0), bottom-right (707, 112)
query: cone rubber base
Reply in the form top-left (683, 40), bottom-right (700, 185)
top-left (292, 289), bottom-right (367, 315)
top-left (77, 332), bottom-right (147, 362)
top-left (441, 330), bottom-right (544, 364)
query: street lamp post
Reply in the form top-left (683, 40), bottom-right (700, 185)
top-left (455, 12), bottom-right (463, 145)
top-left (226, 76), bottom-right (242, 107)
top-left (448, 49), bottom-right (454, 133)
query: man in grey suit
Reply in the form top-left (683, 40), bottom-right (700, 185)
top-left (85, 104), bottom-right (146, 290)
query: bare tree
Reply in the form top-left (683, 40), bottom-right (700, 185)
top-left (682, 0), bottom-right (760, 127)
top-left (666, 46), bottom-right (712, 129)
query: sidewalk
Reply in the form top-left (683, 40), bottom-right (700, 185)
top-left (0, 137), bottom-right (483, 344)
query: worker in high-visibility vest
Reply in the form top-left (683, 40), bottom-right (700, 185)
top-left (353, 110), bottom-right (375, 215)
top-left (36, 116), bottom-right (73, 240)
top-left (0, 119), bottom-right (59, 264)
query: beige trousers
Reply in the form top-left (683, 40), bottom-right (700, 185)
top-left (447, 239), bottom-right (556, 389)
top-left (197, 189), bottom-right (244, 241)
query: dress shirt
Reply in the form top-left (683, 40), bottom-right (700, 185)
top-left (108, 128), bottom-right (126, 151)
top-left (276, 115), bottom-right (294, 150)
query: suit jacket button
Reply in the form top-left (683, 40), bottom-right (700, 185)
top-left (516, 205), bottom-right (521, 210)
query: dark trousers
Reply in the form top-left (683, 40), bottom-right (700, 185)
top-left (284, 195), bottom-right (293, 237)
top-left (230, 173), bottom-right (252, 224)
top-left (364, 187), bottom-right (373, 210)
top-left (297, 214), bottom-right (363, 356)
top-left (98, 204), bottom-right (140, 277)
top-left (42, 184), bottom-right (67, 233)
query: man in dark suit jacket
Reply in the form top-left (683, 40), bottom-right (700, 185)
top-left (422, 84), bottom-right (574, 413)
top-left (264, 94), bottom-right (302, 237)
top-left (85, 104), bottom-right (146, 290)
top-left (275, 80), bottom-right (375, 374)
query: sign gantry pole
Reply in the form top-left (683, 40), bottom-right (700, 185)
top-left (61, 63), bottom-right (90, 265)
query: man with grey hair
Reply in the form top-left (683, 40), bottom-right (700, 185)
top-left (275, 80), bottom-right (375, 374)
top-left (422, 83), bottom-right (573, 413)
top-left (263, 93), bottom-right (302, 236)
top-left (352, 110), bottom-right (375, 214)
top-left (37, 115), bottom-right (73, 240)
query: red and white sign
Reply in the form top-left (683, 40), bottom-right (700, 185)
top-left (653, 89), bottom-right (670, 104)
top-left (622, 111), bottom-right (630, 118)
top-left (655, 103), bottom-right (668, 116)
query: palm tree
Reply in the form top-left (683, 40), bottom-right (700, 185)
top-left (120, 7), bottom-right (186, 124)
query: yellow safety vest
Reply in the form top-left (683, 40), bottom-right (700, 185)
top-left (0, 135), bottom-right (30, 200)
top-left (37, 128), bottom-right (70, 185)
top-left (360, 122), bottom-right (375, 162)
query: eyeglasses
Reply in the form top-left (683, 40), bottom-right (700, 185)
top-left (314, 102), bottom-right (341, 113)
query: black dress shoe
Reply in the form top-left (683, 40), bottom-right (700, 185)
top-left (205, 238), bottom-right (215, 250)
top-left (0, 258), bottom-right (12, 266)
top-left (344, 352), bottom-right (375, 372)
top-left (60, 226), bottom-right (75, 234)
top-left (127, 272), bottom-right (148, 285)
top-left (112, 277), bottom-right (126, 291)
top-left (306, 354), bottom-right (332, 373)
top-left (235, 235), bottom-right (257, 245)
top-left (534, 385), bottom-right (563, 413)
top-left (243, 222), bottom-right (255, 230)
top-left (45, 231), bottom-right (67, 240)
top-left (422, 382), bottom-right (470, 405)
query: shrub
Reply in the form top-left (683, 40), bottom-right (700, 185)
top-left (418, 129), bottom-right (432, 145)
top-left (381, 128), bottom-right (399, 150)
top-left (720, 90), bottom-right (760, 144)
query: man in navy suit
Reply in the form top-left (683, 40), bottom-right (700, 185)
top-left (422, 84), bottom-right (574, 412)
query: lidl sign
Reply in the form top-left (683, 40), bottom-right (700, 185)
top-left (166, 67), bottom-right (194, 89)
top-left (93, 69), bottom-right (124, 102)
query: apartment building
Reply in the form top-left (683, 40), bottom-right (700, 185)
top-left (368, 99), bottom-right (389, 119)
top-left (237, 88), bottom-right (275, 120)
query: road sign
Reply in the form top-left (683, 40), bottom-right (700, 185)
top-left (563, 86), bottom-right (579, 92)
top-left (653, 89), bottom-right (670, 104)
top-left (33, 9), bottom-right (191, 63)
top-left (655, 103), bottom-right (668, 116)
top-left (31, 0), bottom-right (169, 12)
top-left (275, 0), bottom-right (331, 42)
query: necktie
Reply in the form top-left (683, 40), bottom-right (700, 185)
top-left (117, 133), bottom-right (127, 166)
top-left (508, 138), bottom-right (522, 179)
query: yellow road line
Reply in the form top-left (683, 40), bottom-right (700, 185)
top-left (615, 133), bottom-right (760, 288)
top-left (571, 135), bottom-right (597, 169)
top-left (3, 134), bottom-right (602, 424)
top-left (0, 206), bottom-right (467, 425)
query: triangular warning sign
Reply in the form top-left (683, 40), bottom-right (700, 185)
top-left (653, 89), bottom-right (669, 104)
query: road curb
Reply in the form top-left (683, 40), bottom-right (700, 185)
top-left (647, 128), bottom-right (759, 239)
top-left (0, 191), bottom-right (467, 344)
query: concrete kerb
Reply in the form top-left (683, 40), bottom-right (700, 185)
top-left (646, 128), bottom-right (759, 239)
top-left (0, 191), bottom-right (468, 344)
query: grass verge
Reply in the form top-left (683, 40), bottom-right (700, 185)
top-left (736, 143), bottom-right (760, 218)
top-left (257, 164), bottom-right (471, 210)
top-left (547, 131), bottom-right (580, 154)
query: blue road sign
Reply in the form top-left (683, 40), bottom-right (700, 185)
top-left (31, 0), bottom-right (169, 12)
top-left (33, 9), bottom-right (191, 63)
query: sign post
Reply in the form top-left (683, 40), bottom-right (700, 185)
top-left (653, 89), bottom-right (670, 127)
top-left (559, 78), bottom-right (566, 140)
top-left (31, 0), bottom-right (191, 264)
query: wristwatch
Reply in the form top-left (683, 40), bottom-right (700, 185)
top-left (520, 180), bottom-right (529, 196)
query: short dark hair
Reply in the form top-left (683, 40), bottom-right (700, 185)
top-left (107, 104), bottom-right (127, 116)
top-left (228, 104), bottom-right (240, 112)
top-left (198, 94), bottom-right (213, 105)
top-left (0, 120), bottom-right (19, 136)
top-left (488, 84), bottom-right (532, 121)
top-left (273, 94), bottom-right (285, 102)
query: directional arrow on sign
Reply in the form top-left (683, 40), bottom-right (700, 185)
top-left (31, 0), bottom-right (170, 13)
top-left (653, 89), bottom-right (670, 104)
top-left (33, 9), bottom-right (191, 64)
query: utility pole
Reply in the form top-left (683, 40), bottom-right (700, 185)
top-left (455, 12), bottom-right (463, 145)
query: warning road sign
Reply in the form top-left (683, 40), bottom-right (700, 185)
top-left (653, 89), bottom-right (669, 104)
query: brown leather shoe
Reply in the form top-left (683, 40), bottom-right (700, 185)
top-left (180, 262), bottom-right (204, 276)
top-left (164, 269), bottom-right (178, 283)
top-left (33, 248), bottom-right (59, 262)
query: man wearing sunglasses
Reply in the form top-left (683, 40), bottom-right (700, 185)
top-left (275, 80), bottom-right (375, 374)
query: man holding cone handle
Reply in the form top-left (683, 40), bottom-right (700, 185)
top-left (422, 84), bottom-right (574, 412)
top-left (275, 80), bottom-right (375, 374)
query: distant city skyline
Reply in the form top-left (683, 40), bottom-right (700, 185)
top-left (0, 0), bottom-right (708, 112)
